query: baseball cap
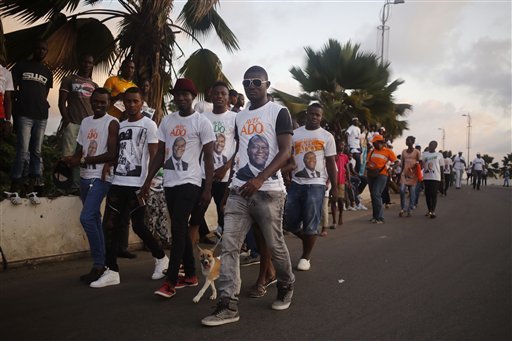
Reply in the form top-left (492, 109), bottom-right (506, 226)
top-left (371, 135), bottom-right (385, 143)
top-left (52, 160), bottom-right (73, 190)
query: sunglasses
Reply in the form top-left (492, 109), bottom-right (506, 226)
top-left (242, 78), bottom-right (269, 88)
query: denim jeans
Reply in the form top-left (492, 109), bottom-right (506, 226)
top-left (218, 189), bottom-right (295, 300)
top-left (61, 122), bottom-right (81, 190)
top-left (368, 175), bottom-right (388, 220)
top-left (399, 183), bottom-right (416, 213)
top-left (285, 182), bottom-right (326, 235)
top-left (11, 115), bottom-right (47, 180)
top-left (79, 178), bottom-right (111, 268)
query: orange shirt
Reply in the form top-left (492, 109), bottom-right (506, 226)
top-left (366, 147), bottom-right (397, 175)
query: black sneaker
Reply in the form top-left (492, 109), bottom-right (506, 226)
top-left (118, 250), bottom-right (137, 259)
top-left (240, 254), bottom-right (260, 267)
top-left (201, 298), bottom-right (240, 326)
top-left (271, 282), bottom-right (294, 310)
top-left (80, 267), bottom-right (105, 284)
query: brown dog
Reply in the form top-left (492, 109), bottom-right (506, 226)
top-left (193, 245), bottom-right (221, 303)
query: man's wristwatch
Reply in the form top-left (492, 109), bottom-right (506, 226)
top-left (80, 156), bottom-right (86, 166)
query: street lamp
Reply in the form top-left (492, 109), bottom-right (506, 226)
top-left (377, 0), bottom-right (405, 65)
top-left (438, 127), bottom-right (446, 151)
top-left (462, 113), bottom-right (472, 162)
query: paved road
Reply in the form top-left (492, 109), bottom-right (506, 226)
top-left (1, 185), bottom-right (510, 340)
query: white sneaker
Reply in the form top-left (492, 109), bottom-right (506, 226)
top-left (4, 192), bottom-right (22, 205)
top-left (347, 206), bottom-right (357, 211)
top-left (356, 203), bottom-right (368, 211)
top-left (152, 255), bottom-right (169, 280)
top-left (90, 268), bottom-right (120, 288)
top-left (27, 192), bottom-right (41, 205)
top-left (297, 258), bottom-right (311, 271)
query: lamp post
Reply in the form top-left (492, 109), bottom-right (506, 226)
top-left (438, 127), bottom-right (446, 151)
top-left (462, 113), bottom-right (472, 162)
top-left (378, 0), bottom-right (405, 65)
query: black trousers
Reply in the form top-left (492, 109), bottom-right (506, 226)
top-left (164, 184), bottom-right (201, 285)
top-left (423, 180), bottom-right (440, 213)
top-left (104, 185), bottom-right (165, 272)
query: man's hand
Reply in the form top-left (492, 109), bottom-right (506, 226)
top-left (213, 164), bottom-right (230, 182)
top-left (63, 155), bottom-right (80, 168)
top-left (138, 182), bottom-right (151, 204)
top-left (199, 189), bottom-right (212, 208)
top-left (329, 186), bottom-right (338, 202)
top-left (239, 176), bottom-right (265, 198)
top-left (101, 163), bottom-right (112, 181)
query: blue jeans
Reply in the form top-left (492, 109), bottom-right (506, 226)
top-left (285, 182), bottom-right (326, 235)
top-left (368, 175), bottom-right (388, 220)
top-left (11, 115), bottom-right (47, 180)
top-left (218, 188), bottom-right (295, 300)
top-left (79, 178), bottom-right (111, 267)
top-left (400, 183), bottom-right (416, 212)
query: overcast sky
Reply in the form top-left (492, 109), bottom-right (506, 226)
top-left (4, 0), bottom-right (511, 163)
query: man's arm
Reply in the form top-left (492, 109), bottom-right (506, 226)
top-left (58, 90), bottom-right (70, 126)
top-left (3, 91), bottom-right (12, 121)
top-left (200, 141), bottom-right (214, 207)
top-left (326, 155), bottom-right (338, 198)
top-left (239, 133), bottom-right (292, 198)
top-left (139, 141), bottom-right (165, 200)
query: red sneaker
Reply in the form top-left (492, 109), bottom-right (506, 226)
top-left (175, 275), bottom-right (199, 289)
top-left (154, 281), bottom-right (176, 298)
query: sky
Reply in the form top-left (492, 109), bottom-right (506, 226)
top-left (4, 0), bottom-right (511, 164)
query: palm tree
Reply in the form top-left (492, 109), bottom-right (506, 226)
top-left (0, 0), bottom-right (239, 122)
top-left (272, 39), bottom-right (411, 140)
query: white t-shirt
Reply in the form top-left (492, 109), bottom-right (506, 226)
top-left (453, 154), bottom-right (466, 170)
top-left (158, 111), bottom-right (215, 187)
top-left (201, 110), bottom-right (237, 182)
top-left (0, 65), bottom-right (14, 94)
top-left (443, 157), bottom-right (453, 174)
top-left (422, 151), bottom-right (444, 181)
top-left (231, 101), bottom-right (292, 192)
top-left (77, 114), bottom-right (118, 181)
top-left (113, 116), bottom-right (158, 187)
top-left (291, 126), bottom-right (336, 185)
top-left (345, 124), bottom-right (361, 149)
top-left (194, 101), bottom-right (213, 114)
top-left (472, 157), bottom-right (485, 171)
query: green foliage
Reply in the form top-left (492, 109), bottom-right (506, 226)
top-left (0, 133), bottom-right (62, 194)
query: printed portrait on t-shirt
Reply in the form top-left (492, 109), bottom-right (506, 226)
top-left (213, 133), bottom-right (228, 167)
top-left (115, 127), bottom-right (147, 177)
top-left (83, 139), bottom-right (98, 170)
top-left (164, 137), bottom-right (188, 171)
top-left (295, 151), bottom-right (320, 178)
top-left (236, 135), bottom-right (269, 181)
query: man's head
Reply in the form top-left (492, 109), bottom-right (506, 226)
top-left (428, 140), bottom-right (438, 152)
top-left (214, 133), bottom-right (226, 155)
top-left (406, 136), bottom-right (416, 147)
top-left (476, 153), bottom-right (481, 158)
top-left (210, 81), bottom-right (229, 112)
top-left (247, 135), bottom-right (269, 170)
top-left (79, 53), bottom-right (94, 77)
top-left (171, 78), bottom-right (197, 113)
top-left (228, 89), bottom-right (238, 106)
top-left (237, 94), bottom-right (245, 108)
top-left (33, 40), bottom-right (48, 62)
top-left (243, 66), bottom-right (270, 103)
top-left (119, 59), bottom-right (135, 80)
top-left (458, 151), bottom-right (463, 156)
top-left (123, 87), bottom-right (143, 118)
top-left (90, 87), bottom-right (110, 117)
top-left (172, 137), bottom-right (186, 160)
top-left (371, 134), bottom-right (385, 150)
top-left (303, 152), bottom-right (317, 172)
top-left (305, 103), bottom-right (323, 130)
top-left (351, 117), bottom-right (359, 127)
top-left (141, 79), bottom-right (151, 95)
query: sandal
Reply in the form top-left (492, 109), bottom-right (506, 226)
top-left (265, 276), bottom-right (277, 288)
top-left (320, 228), bottom-right (328, 237)
top-left (4, 192), bottom-right (22, 205)
top-left (27, 192), bottom-right (41, 205)
top-left (248, 283), bottom-right (267, 298)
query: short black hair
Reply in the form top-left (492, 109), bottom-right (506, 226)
top-left (211, 81), bottom-right (230, 92)
top-left (308, 102), bottom-right (323, 111)
top-left (229, 89), bottom-right (238, 97)
top-left (124, 87), bottom-right (142, 96)
top-left (92, 87), bottom-right (110, 97)
top-left (244, 65), bottom-right (268, 80)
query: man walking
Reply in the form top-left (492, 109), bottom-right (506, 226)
top-left (64, 88), bottom-right (119, 284)
top-left (90, 87), bottom-right (169, 288)
top-left (452, 151), bottom-right (466, 189)
top-left (345, 117), bottom-right (361, 173)
top-left (58, 53), bottom-right (98, 194)
top-left (9, 40), bottom-right (53, 203)
top-left (471, 153), bottom-right (486, 190)
top-left (284, 103), bottom-right (337, 271)
top-left (422, 141), bottom-right (444, 218)
top-left (202, 66), bottom-right (295, 326)
top-left (140, 78), bottom-right (215, 299)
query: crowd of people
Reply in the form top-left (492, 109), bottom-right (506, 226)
top-left (2, 40), bottom-right (510, 328)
